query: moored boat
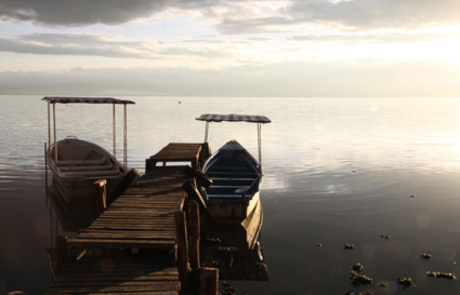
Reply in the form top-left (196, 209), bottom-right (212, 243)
top-left (195, 114), bottom-right (271, 224)
top-left (48, 137), bottom-right (128, 204)
top-left (43, 96), bottom-right (136, 204)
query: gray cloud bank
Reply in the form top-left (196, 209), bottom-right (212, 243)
top-left (1, 0), bottom-right (459, 31)
top-left (1, 61), bottom-right (459, 97)
top-left (0, 0), bottom-right (215, 26)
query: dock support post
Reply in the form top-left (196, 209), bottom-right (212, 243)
top-left (93, 179), bottom-right (107, 215)
top-left (188, 200), bottom-right (200, 269)
top-left (199, 267), bottom-right (219, 295)
top-left (175, 211), bottom-right (190, 285)
top-left (56, 235), bottom-right (67, 274)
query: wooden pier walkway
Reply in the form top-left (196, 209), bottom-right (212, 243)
top-left (45, 143), bottom-right (217, 295)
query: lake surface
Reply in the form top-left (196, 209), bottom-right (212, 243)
top-left (1, 95), bottom-right (460, 294)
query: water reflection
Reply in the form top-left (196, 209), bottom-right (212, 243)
top-left (45, 183), bottom-right (97, 280)
top-left (200, 199), bottom-right (269, 281)
top-left (47, 184), bottom-right (98, 232)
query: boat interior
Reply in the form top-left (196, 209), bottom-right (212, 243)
top-left (204, 152), bottom-right (261, 201)
top-left (51, 139), bottom-right (124, 179)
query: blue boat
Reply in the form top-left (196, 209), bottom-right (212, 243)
top-left (196, 114), bottom-right (271, 224)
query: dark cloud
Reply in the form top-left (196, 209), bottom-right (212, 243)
top-left (0, 0), bottom-right (216, 26)
top-left (2, 0), bottom-right (459, 32)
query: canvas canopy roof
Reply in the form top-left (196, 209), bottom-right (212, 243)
top-left (42, 96), bottom-right (135, 105)
top-left (196, 113), bottom-right (271, 124)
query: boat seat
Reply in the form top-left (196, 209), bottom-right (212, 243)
top-left (210, 166), bottom-right (255, 172)
top-left (207, 185), bottom-right (250, 195)
top-left (56, 157), bottom-right (107, 166)
top-left (58, 163), bottom-right (114, 172)
top-left (207, 194), bottom-right (254, 202)
top-left (206, 171), bottom-right (259, 178)
top-left (63, 169), bottom-right (121, 177)
top-left (211, 177), bottom-right (254, 186)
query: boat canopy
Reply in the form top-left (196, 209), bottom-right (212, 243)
top-left (42, 96), bottom-right (135, 105)
top-left (196, 114), bottom-right (271, 124)
top-left (196, 113), bottom-right (271, 168)
top-left (43, 96), bottom-right (135, 168)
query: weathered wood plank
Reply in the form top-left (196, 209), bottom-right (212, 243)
top-left (77, 231), bottom-right (176, 240)
top-left (46, 281), bottom-right (179, 293)
top-left (46, 292), bottom-right (178, 295)
top-left (67, 239), bottom-right (175, 249)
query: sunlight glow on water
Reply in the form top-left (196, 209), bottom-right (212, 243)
top-left (1, 96), bottom-right (460, 294)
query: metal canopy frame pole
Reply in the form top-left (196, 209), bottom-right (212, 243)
top-left (204, 122), bottom-right (209, 143)
top-left (47, 102), bottom-right (51, 153)
top-left (53, 103), bottom-right (57, 163)
top-left (113, 104), bottom-right (116, 158)
top-left (123, 104), bottom-right (127, 168)
top-left (257, 123), bottom-right (262, 168)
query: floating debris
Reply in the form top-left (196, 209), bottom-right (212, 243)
top-left (420, 253), bottom-right (432, 260)
top-left (218, 246), bottom-right (238, 252)
top-left (222, 281), bottom-right (237, 295)
top-left (378, 282), bottom-right (388, 288)
top-left (317, 243), bottom-right (323, 247)
top-left (352, 263), bottom-right (364, 272)
top-left (203, 237), bottom-right (222, 244)
top-left (350, 271), bottom-right (373, 287)
top-left (410, 195), bottom-right (415, 198)
top-left (344, 244), bottom-right (355, 250)
top-left (426, 271), bottom-right (457, 280)
top-left (359, 291), bottom-right (373, 295)
top-left (398, 277), bottom-right (415, 288)
top-left (380, 234), bottom-right (390, 239)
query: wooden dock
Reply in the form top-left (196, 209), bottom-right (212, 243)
top-left (45, 143), bottom-right (218, 295)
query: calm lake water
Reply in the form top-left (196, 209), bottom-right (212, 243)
top-left (2, 95), bottom-right (460, 294)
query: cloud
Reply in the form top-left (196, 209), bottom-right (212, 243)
top-left (288, 0), bottom-right (460, 28)
top-left (0, 33), bottom-right (155, 58)
top-left (0, 33), bottom-right (232, 60)
top-left (216, 0), bottom-right (460, 34)
top-left (287, 31), bottom-right (451, 44)
top-left (0, 0), bottom-right (216, 26)
top-left (1, 60), bottom-right (459, 97)
top-left (2, 0), bottom-right (460, 34)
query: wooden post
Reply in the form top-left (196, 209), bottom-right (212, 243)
top-left (182, 178), bottom-right (207, 212)
top-left (93, 179), bottom-right (107, 215)
top-left (56, 235), bottom-right (67, 274)
top-left (175, 211), bottom-right (190, 285)
top-left (111, 168), bottom-right (140, 203)
top-left (199, 267), bottom-right (219, 295)
top-left (188, 200), bottom-right (200, 269)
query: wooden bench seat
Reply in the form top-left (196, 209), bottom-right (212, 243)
top-left (56, 157), bottom-right (107, 166)
top-left (58, 162), bottom-right (114, 172)
top-left (63, 169), bottom-right (121, 177)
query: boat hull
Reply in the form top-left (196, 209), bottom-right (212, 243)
top-left (202, 140), bottom-right (263, 224)
top-left (206, 192), bottom-right (260, 224)
top-left (48, 138), bottom-right (127, 204)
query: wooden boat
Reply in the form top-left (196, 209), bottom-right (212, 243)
top-left (43, 96), bottom-right (135, 204)
top-left (48, 137), bottom-right (128, 204)
top-left (196, 114), bottom-right (271, 224)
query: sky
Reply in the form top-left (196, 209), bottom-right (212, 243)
top-left (1, 0), bottom-right (460, 97)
